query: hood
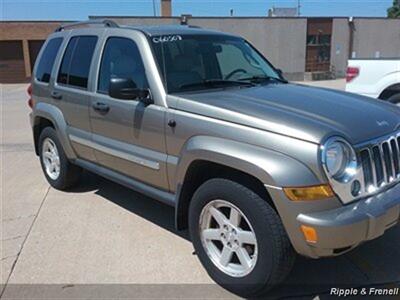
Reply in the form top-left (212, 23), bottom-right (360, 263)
top-left (174, 83), bottom-right (400, 144)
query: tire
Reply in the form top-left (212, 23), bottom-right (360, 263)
top-left (39, 127), bottom-right (81, 190)
top-left (387, 93), bottom-right (400, 105)
top-left (189, 178), bottom-right (295, 298)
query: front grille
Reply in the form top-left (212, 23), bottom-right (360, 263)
top-left (360, 133), bottom-right (400, 191)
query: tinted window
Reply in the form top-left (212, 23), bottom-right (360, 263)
top-left (57, 37), bottom-right (77, 85)
top-left (216, 43), bottom-right (265, 79)
top-left (57, 36), bottom-right (97, 89)
top-left (151, 35), bottom-right (279, 93)
top-left (98, 37), bottom-right (148, 94)
top-left (35, 38), bottom-right (63, 83)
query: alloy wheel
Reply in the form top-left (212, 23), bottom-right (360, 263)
top-left (42, 137), bottom-right (61, 180)
top-left (199, 199), bottom-right (258, 277)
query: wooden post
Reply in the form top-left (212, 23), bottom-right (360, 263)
top-left (22, 39), bottom-right (32, 78)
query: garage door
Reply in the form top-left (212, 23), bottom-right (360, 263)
top-left (29, 40), bottom-right (45, 71)
top-left (0, 40), bottom-right (27, 83)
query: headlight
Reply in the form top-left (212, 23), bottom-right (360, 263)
top-left (322, 137), bottom-right (357, 182)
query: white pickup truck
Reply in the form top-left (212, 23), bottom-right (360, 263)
top-left (345, 58), bottom-right (400, 105)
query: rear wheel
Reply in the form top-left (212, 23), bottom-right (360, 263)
top-left (189, 178), bottom-right (295, 297)
top-left (39, 127), bottom-right (81, 190)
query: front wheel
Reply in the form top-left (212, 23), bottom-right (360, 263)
top-left (189, 179), bottom-right (295, 297)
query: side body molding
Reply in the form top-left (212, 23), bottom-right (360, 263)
top-left (174, 136), bottom-right (321, 229)
top-left (32, 102), bottom-right (77, 160)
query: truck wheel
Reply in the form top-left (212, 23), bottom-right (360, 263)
top-left (39, 127), bottom-right (81, 190)
top-left (189, 178), bottom-right (295, 297)
top-left (388, 93), bottom-right (400, 105)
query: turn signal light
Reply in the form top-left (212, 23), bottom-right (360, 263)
top-left (283, 184), bottom-right (334, 201)
top-left (301, 225), bottom-right (318, 243)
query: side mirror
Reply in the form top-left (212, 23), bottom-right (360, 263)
top-left (109, 78), bottom-right (152, 104)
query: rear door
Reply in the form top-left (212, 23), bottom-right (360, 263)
top-left (89, 31), bottom-right (169, 190)
top-left (52, 30), bottom-right (101, 162)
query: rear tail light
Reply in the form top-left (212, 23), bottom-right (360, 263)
top-left (346, 67), bottom-right (359, 83)
top-left (27, 84), bottom-right (34, 109)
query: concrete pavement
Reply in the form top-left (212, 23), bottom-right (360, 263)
top-left (295, 78), bottom-right (347, 90)
top-left (1, 84), bottom-right (50, 285)
top-left (1, 80), bottom-right (399, 299)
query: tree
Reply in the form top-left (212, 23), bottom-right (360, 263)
top-left (387, 0), bottom-right (400, 18)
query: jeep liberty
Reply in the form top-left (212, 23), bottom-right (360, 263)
top-left (29, 20), bottom-right (400, 297)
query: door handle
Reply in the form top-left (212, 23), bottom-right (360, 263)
top-left (51, 91), bottom-right (62, 100)
top-left (92, 102), bottom-right (110, 114)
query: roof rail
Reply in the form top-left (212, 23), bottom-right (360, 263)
top-left (55, 19), bottom-right (119, 32)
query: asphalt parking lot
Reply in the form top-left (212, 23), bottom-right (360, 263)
top-left (1, 80), bottom-right (399, 299)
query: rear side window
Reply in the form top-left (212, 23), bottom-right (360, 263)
top-left (57, 36), bottom-right (98, 89)
top-left (57, 37), bottom-right (78, 85)
top-left (35, 37), bottom-right (63, 83)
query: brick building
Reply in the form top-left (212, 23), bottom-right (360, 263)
top-left (1, 16), bottom-right (399, 83)
top-left (0, 21), bottom-right (69, 83)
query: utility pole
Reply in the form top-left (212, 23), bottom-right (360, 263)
top-left (152, 0), bottom-right (157, 16)
top-left (297, 0), bottom-right (301, 16)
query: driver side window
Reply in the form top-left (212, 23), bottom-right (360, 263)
top-left (98, 37), bottom-right (148, 94)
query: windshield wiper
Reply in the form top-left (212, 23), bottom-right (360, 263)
top-left (239, 75), bottom-right (288, 84)
top-left (179, 79), bottom-right (255, 90)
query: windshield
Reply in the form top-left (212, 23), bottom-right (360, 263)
top-left (151, 34), bottom-right (282, 93)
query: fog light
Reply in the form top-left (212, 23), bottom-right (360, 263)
top-left (351, 180), bottom-right (361, 197)
top-left (301, 225), bottom-right (318, 243)
top-left (283, 184), bottom-right (334, 201)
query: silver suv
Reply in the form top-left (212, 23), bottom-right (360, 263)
top-left (29, 20), bottom-right (400, 297)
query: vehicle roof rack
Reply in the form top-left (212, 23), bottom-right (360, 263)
top-left (55, 19), bottom-right (119, 32)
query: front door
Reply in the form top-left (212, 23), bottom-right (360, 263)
top-left (89, 35), bottom-right (169, 190)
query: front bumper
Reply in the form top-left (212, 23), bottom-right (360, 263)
top-left (297, 182), bottom-right (400, 257)
top-left (267, 183), bottom-right (400, 258)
